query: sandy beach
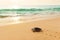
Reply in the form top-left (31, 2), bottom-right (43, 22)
top-left (0, 0), bottom-right (60, 40)
top-left (0, 16), bottom-right (60, 40)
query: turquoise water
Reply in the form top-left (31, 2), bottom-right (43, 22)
top-left (0, 5), bottom-right (60, 16)
top-left (0, 7), bottom-right (60, 11)
top-left (0, 5), bottom-right (60, 24)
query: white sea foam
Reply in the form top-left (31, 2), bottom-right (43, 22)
top-left (0, 13), bottom-right (60, 26)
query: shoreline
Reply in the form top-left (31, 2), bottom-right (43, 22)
top-left (0, 15), bottom-right (60, 26)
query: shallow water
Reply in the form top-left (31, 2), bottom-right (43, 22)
top-left (0, 7), bottom-right (60, 25)
top-left (0, 13), bottom-right (60, 26)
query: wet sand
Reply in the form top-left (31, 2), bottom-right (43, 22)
top-left (0, 16), bottom-right (60, 40)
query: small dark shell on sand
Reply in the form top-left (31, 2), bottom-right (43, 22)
top-left (32, 27), bottom-right (42, 32)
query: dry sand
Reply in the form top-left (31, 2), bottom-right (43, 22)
top-left (0, 16), bottom-right (60, 40)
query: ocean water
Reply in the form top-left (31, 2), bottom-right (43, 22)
top-left (0, 5), bottom-right (60, 16)
top-left (0, 5), bottom-right (60, 25)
